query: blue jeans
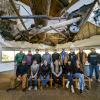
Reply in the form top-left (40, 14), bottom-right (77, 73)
top-left (40, 74), bottom-right (50, 87)
top-left (74, 73), bottom-right (85, 90)
top-left (29, 76), bottom-right (38, 87)
top-left (84, 65), bottom-right (90, 77)
top-left (66, 73), bottom-right (74, 85)
top-left (89, 65), bottom-right (99, 80)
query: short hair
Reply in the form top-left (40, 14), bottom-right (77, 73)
top-left (62, 48), bottom-right (65, 50)
top-left (54, 49), bottom-right (57, 51)
top-left (19, 48), bottom-right (23, 51)
top-left (19, 48), bottom-right (23, 50)
top-left (91, 48), bottom-right (95, 50)
top-left (35, 49), bottom-right (39, 51)
top-left (45, 48), bottom-right (48, 51)
top-left (28, 50), bottom-right (31, 52)
top-left (79, 47), bottom-right (83, 50)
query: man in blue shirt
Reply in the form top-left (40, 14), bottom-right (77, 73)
top-left (60, 48), bottom-right (68, 65)
top-left (42, 49), bottom-right (52, 65)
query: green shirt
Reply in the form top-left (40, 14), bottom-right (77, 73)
top-left (15, 53), bottom-right (25, 65)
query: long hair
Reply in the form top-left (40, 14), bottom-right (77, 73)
top-left (76, 60), bottom-right (81, 68)
top-left (63, 56), bottom-right (68, 65)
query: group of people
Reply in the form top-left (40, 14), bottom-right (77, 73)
top-left (14, 47), bottom-right (100, 93)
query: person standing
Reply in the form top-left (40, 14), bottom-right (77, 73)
top-left (77, 47), bottom-right (87, 71)
top-left (52, 49), bottom-right (60, 63)
top-left (31, 49), bottom-right (41, 65)
top-left (88, 48), bottom-right (100, 82)
top-left (25, 50), bottom-right (33, 76)
top-left (42, 49), bottom-right (52, 65)
top-left (69, 49), bottom-right (78, 70)
top-left (60, 48), bottom-right (68, 65)
top-left (25, 50), bottom-right (33, 67)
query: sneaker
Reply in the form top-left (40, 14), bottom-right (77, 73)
top-left (22, 88), bottom-right (26, 92)
top-left (79, 89), bottom-right (83, 94)
top-left (28, 86), bottom-right (32, 91)
top-left (71, 85), bottom-right (75, 93)
top-left (85, 85), bottom-right (89, 90)
top-left (90, 79), bottom-right (93, 82)
top-left (40, 86), bottom-right (43, 90)
top-left (34, 86), bottom-right (37, 91)
top-left (96, 79), bottom-right (100, 82)
top-left (66, 81), bottom-right (70, 88)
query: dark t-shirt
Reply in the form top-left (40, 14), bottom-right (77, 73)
top-left (52, 53), bottom-right (60, 62)
top-left (63, 64), bottom-right (73, 75)
top-left (16, 64), bottom-right (28, 76)
top-left (39, 64), bottom-right (51, 77)
top-left (31, 54), bottom-right (41, 64)
top-left (88, 52), bottom-right (100, 65)
top-left (79, 52), bottom-right (83, 64)
top-left (72, 66), bottom-right (83, 74)
top-left (69, 52), bottom-right (77, 67)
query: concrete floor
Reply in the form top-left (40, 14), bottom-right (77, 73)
top-left (0, 71), bottom-right (100, 100)
top-left (0, 83), bottom-right (100, 100)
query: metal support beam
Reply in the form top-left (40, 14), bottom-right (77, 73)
top-left (9, 0), bottom-right (27, 30)
top-left (0, 15), bottom-right (71, 20)
top-left (50, 26), bottom-right (67, 38)
top-left (32, 17), bottom-right (81, 35)
top-left (0, 15), bottom-right (49, 19)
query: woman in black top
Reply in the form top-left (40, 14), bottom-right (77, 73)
top-left (63, 59), bottom-right (75, 93)
top-left (73, 60), bottom-right (85, 93)
top-left (39, 60), bottom-right (51, 88)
